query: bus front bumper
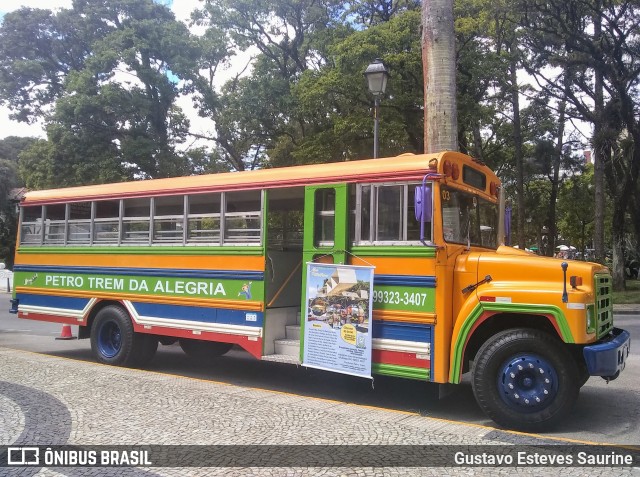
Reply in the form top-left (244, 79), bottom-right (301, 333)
top-left (583, 328), bottom-right (630, 380)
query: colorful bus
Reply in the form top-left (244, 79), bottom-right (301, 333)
top-left (10, 151), bottom-right (629, 431)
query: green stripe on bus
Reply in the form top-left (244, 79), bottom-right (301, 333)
top-left (350, 246), bottom-right (436, 257)
top-left (14, 270), bottom-right (264, 301)
top-left (449, 302), bottom-right (574, 383)
top-left (18, 246), bottom-right (264, 256)
top-left (372, 363), bottom-right (429, 381)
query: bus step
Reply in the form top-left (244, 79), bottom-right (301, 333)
top-left (286, 325), bottom-right (300, 340)
top-left (261, 354), bottom-right (300, 365)
top-left (274, 338), bottom-right (300, 357)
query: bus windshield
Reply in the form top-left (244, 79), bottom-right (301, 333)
top-left (441, 186), bottom-right (498, 249)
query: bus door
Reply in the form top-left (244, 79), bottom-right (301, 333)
top-left (299, 184), bottom-right (349, 360)
top-left (302, 184), bottom-right (348, 267)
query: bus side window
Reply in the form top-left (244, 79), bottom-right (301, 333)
top-left (94, 200), bottom-right (120, 244)
top-left (122, 198), bottom-right (151, 243)
top-left (224, 190), bottom-right (262, 245)
top-left (352, 182), bottom-right (431, 245)
top-left (376, 185), bottom-right (403, 241)
top-left (187, 193), bottom-right (221, 244)
top-left (360, 185), bottom-right (371, 242)
top-left (43, 204), bottom-right (66, 244)
top-left (154, 195), bottom-right (184, 243)
top-left (68, 202), bottom-right (91, 244)
top-left (20, 206), bottom-right (44, 245)
top-left (314, 189), bottom-right (335, 247)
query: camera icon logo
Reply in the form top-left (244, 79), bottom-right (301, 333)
top-left (7, 447), bottom-right (40, 466)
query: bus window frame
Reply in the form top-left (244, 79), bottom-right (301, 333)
top-left (440, 184), bottom-right (499, 249)
top-left (352, 181), bottom-right (435, 246)
top-left (19, 190), bottom-right (266, 248)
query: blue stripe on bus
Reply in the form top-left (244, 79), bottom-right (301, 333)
top-left (17, 293), bottom-right (90, 311)
top-left (131, 302), bottom-right (264, 327)
top-left (372, 321), bottom-right (432, 343)
top-left (373, 275), bottom-right (436, 287)
top-left (14, 265), bottom-right (263, 281)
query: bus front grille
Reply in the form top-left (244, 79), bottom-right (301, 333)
top-left (594, 274), bottom-right (613, 338)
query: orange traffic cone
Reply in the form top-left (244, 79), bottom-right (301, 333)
top-left (55, 324), bottom-right (77, 340)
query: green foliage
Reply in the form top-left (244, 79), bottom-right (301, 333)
top-left (0, 137), bottom-right (36, 268)
top-left (0, 0), bottom-right (638, 278)
top-left (557, 166), bottom-right (593, 247)
top-left (0, 0), bottom-right (208, 184)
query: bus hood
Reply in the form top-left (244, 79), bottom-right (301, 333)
top-left (472, 246), bottom-right (609, 301)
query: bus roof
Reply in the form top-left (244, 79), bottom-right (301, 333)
top-left (22, 151), bottom-right (497, 205)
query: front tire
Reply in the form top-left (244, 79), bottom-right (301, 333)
top-left (472, 328), bottom-right (579, 432)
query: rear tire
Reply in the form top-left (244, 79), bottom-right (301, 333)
top-left (472, 328), bottom-right (579, 432)
top-left (90, 305), bottom-right (157, 367)
top-left (179, 339), bottom-right (233, 360)
top-left (90, 306), bottom-right (136, 366)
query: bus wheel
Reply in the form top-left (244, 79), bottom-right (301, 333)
top-left (179, 339), bottom-right (233, 360)
top-left (471, 328), bottom-right (579, 432)
top-left (90, 306), bottom-right (136, 366)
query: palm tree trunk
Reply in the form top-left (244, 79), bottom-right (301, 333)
top-left (422, 0), bottom-right (458, 153)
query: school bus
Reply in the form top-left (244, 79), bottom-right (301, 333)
top-left (10, 151), bottom-right (630, 431)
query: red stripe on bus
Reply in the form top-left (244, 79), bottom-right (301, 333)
top-left (373, 349), bottom-right (430, 368)
top-left (132, 323), bottom-right (263, 359)
top-left (18, 312), bottom-right (85, 326)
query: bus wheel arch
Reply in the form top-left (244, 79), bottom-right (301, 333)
top-left (80, 299), bottom-right (121, 340)
top-left (471, 327), bottom-right (579, 431)
top-left (461, 313), bottom-right (560, 376)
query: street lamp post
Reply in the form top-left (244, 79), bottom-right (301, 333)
top-left (364, 59), bottom-right (389, 158)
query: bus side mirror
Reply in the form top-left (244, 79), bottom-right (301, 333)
top-left (415, 185), bottom-right (432, 222)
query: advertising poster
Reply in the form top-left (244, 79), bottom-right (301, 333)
top-left (302, 263), bottom-right (374, 379)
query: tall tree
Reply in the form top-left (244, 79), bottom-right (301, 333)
top-left (0, 137), bottom-right (35, 268)
top-left (518, 0), bottom-right (640, 290)
top-left (0, 0), bottom-right (202, 184)
top-left (592, 2), bottom-right (606, 264)
top-left (558, 165), bottom-right (597, 258)
top-left (422, 0), bottom-right (458, 152)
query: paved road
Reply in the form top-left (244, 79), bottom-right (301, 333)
top-left (0, 296), bottom-right (638, 475)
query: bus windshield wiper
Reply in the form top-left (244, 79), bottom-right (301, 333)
top-left (462, 275), bottom-right (492, 294)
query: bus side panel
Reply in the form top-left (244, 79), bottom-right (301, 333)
top-left (350, 251), bottom-right (436, 381)
top-left (13, 252), bottom-right (267, 358)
